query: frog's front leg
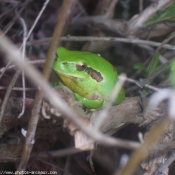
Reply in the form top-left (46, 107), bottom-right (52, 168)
top-left (74, 93), bottom-right (104, 109)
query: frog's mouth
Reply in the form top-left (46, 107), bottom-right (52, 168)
top-left (54, 71), bottom-right (82, 91)
top-left (54, 70), bottom-right (82, 80)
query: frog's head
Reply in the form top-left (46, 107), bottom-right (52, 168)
top-left (53, 47), bottom-right (103, 83)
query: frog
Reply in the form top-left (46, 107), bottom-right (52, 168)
top-left (53, 47), bottom-right (125, 109)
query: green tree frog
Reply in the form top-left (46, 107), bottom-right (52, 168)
top-left (53, 47), bottom-right (125, 109)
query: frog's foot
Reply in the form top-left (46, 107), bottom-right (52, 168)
top-left (74, 93), bottom-right (104, 109)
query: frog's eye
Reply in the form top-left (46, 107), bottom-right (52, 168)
top-left (76, 62), bottom-right (87, 71)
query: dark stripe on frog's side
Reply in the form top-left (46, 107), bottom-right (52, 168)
top-left (85, 67), bottom-right (103, 82)
top-left (62, 62), bottom-right (103, 82)
top-left (75, 62), bottom-right (103, 82)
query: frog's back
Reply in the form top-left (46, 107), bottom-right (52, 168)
top-left (73, 51), bottom-right (118, 97)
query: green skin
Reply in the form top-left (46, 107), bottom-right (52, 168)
top-left (53, 47), bottom-right (125, 109)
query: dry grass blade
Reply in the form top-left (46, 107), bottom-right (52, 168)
top-left (16, 0), bottom-right (75, 172)
top-left (115, 119), bottom-right (171, 175)
top-left (127, 0), bottom-right (175, 35)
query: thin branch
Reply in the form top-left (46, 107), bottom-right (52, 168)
top-left (18, 17), bottom-right (27, 118)
top-left (137, 56), bottom-right (174, 88)
top-left (17, 0), bottom-right (75, 172)
top-left (27, 36), bottom-right (175, 50)
top-left (0, 60), bottom-right (45, 73)
top-left (3, 6), bottom-right (24, 34)
top-left (127, 0), bottom-right (174, 35)
top-left (17, 0), bottom-right (51, 119)
top-left (63, 156), bottom-right (71, 175)
top-left (0, 5), bottom-right (27, 125)
top-left (0, 86), bottom-right (36, 91)
top-left (0, 61), bottom-right (11, 80)
top-left (104, 0), bottom-right (119, 18)
top-left (115, 119), bottom-right (171, 175)
top-left (155, 151), bottom-right (175, 175)
top-left (140, 30), bottom-right (175, 89)
top-left (155, 28), bottom-right (175, 53)
top-left (26, 0), bottom-right (50, 40)
top-left (0, 70), bottom-right (20, 123)
top-left (124, 77), bottom-right (161, 92)
top-left (139, 0), bottom-right (143, 13)
top-left (36, 147), bottom-right (83, 158)
top-left (1, 0), bottom-right (49, 120)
